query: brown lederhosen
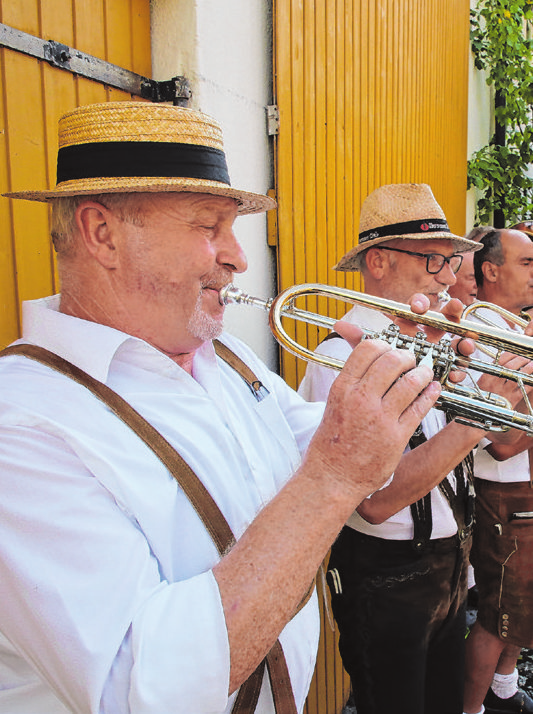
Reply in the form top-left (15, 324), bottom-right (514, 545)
top-left (471, 477), bottom-right (533, 647)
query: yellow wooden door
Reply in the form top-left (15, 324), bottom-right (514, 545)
top-left (0, 0), bottom-right (151, 347)
top-left (273, 0), bottom-right (470, 390)
top-left (272, 2), bottom-right (471, 713)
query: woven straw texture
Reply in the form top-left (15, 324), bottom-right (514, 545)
top-left (3, 101), bottom-right (276, 215)
top-left (59, 102), bottom-right (224, 149)
top-left (335, 183), bottom-right (481, 272)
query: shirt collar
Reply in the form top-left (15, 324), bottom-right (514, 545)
top-left (21, 295), bottom-right (221, 385)
top-left (22, 295), bottom-right (150, 383)
top-left (344, 303), bottom-right (392, 331)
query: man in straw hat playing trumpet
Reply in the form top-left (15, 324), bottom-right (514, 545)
top-left (0, 103), bottom-right (449, 714)
top-left (299, 183), bottom-right (533, 714)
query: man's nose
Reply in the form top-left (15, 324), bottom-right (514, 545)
top-left (438, 260), bottom-right (457, 285)
top-left (218, 229), bottom-right (248, 274)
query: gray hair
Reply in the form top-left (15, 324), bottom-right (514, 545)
top-left (50, 193), bottom-right (148, 257)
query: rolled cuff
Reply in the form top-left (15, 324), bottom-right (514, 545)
top-left (129, 571), bottom-right (230, 713)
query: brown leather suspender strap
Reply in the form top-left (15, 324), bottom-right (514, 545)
top-left (0, 343), bottom-right (236, 554)
top-left (0, 342), bottom-right (301, 714)
top-left (214, 340), bottom-right (268, 401)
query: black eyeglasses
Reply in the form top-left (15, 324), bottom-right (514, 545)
top-left (377, 246), bottom-right (464, 275)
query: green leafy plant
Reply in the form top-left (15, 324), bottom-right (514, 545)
top-left (468, 0), bottom-right (533, 226)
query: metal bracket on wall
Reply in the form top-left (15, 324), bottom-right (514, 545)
top-left (266, 105), bottom-right (280, 136)
top-left (0, 23), bottom-right (192, 106)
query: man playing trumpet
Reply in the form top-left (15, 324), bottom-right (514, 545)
top-left (299, 184), bottom-right (533, 714)
top-left (0, 104), bottom-right (446, 714)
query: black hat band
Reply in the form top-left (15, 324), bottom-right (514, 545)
top-left (359, 218), bottom-right (450, 243)
top-left (57, 141), bottom-right (231, 185)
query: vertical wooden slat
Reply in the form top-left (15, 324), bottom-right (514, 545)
top-left (0, 0), bottom-right (151, 348)
top-left (4, 54), bottom-right (53, 306)
top-left (105, 0), bottom-right (133, 69)
top-left (41, 0), bottom-right (76, 292)
top-left (0, 49), bottom-right (20, 343)
top-left (274, 1), bottom-right (471, 712)
top-left (131, 0), bottom-right (151, 77)
top-left (302, 0), bottom-right (316, 374)
top-left (340, 0), bottom-right (354, 304)
top-left (315, 0), bottom-right (328, 333)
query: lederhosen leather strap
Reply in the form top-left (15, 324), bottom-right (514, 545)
top-left (408, 422), bottom-right (475, 551)
top-left (0, 341), bottom-right (308, 714)
top-left (409, 426), bottom-right (434, 552)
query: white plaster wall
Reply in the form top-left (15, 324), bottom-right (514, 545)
top-left (151, 0), bottom-right (278, 369)
top-left (151, 1), bottom-right (492, 366)
top-left (466, 1), bottom-right (493, 233)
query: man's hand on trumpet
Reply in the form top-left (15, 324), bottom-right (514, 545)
top-left (340, 292), bottom-right (476, 384)
top-left (303, 331), bottom-right (441, 499)
top-left (381, 292), bottom-right (533, 439)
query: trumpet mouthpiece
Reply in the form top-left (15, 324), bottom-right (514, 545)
top-left (219, 284), bottom-right (244, 305)
top-left (218, 285), bottom-right (272, 311)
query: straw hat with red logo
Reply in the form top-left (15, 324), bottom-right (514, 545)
top-left (334, 183), bottom-right (482, 272)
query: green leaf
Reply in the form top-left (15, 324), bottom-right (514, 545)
top-left (470, 0), bottom-right (533, 223)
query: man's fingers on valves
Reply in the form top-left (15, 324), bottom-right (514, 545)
top-left (340, 339), bottom-right (436, 404)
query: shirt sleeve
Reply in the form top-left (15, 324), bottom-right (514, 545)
top-left (298, 337), bottom-right (352, 402)
top-left (0, 424), bottom-right (231, 714)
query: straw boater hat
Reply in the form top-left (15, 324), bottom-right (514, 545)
top-left (334, 183), bottom-right (482, 272)
top-left (3, 101), bottom-right (276, 215)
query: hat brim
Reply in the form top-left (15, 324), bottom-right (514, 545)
top-left (334, 232), bottom-right (483, 272)
top-left (3, 177), bottom-right (276, 216)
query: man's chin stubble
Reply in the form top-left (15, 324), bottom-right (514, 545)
top-left (188, 297), bottom-right (224, 342)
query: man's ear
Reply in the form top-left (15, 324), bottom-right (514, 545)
top-left (74, 201), bottom-right (119, 269)
top-left (364, 247), bottom-right (388, 279)
top-left (481, 260), bottom-right (498, 284)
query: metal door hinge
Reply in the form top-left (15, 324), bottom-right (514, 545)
top-left (266, 105), bottom-right (280, 136)
top-left (0, 23), bottom-right (191, 106)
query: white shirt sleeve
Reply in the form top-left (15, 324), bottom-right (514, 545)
top-left (297, 337), bottom-right (352, 403)
top-left (0, 425), bottom-right (231, 714)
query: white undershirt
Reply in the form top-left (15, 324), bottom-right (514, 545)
top-left (468, 305), bottom-right (530, 483)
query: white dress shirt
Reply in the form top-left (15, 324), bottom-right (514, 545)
top-left (0, 295), bottom-right (324, 714)
top-left (468, 305), bottom-right (530, 483)
top-left (299, 303), bottom-right (460, 540)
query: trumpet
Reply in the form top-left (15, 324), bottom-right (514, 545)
top-left (462, 302), bottom-right (531, 361)
top-left (220, 283), bottom-right (533, 436)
